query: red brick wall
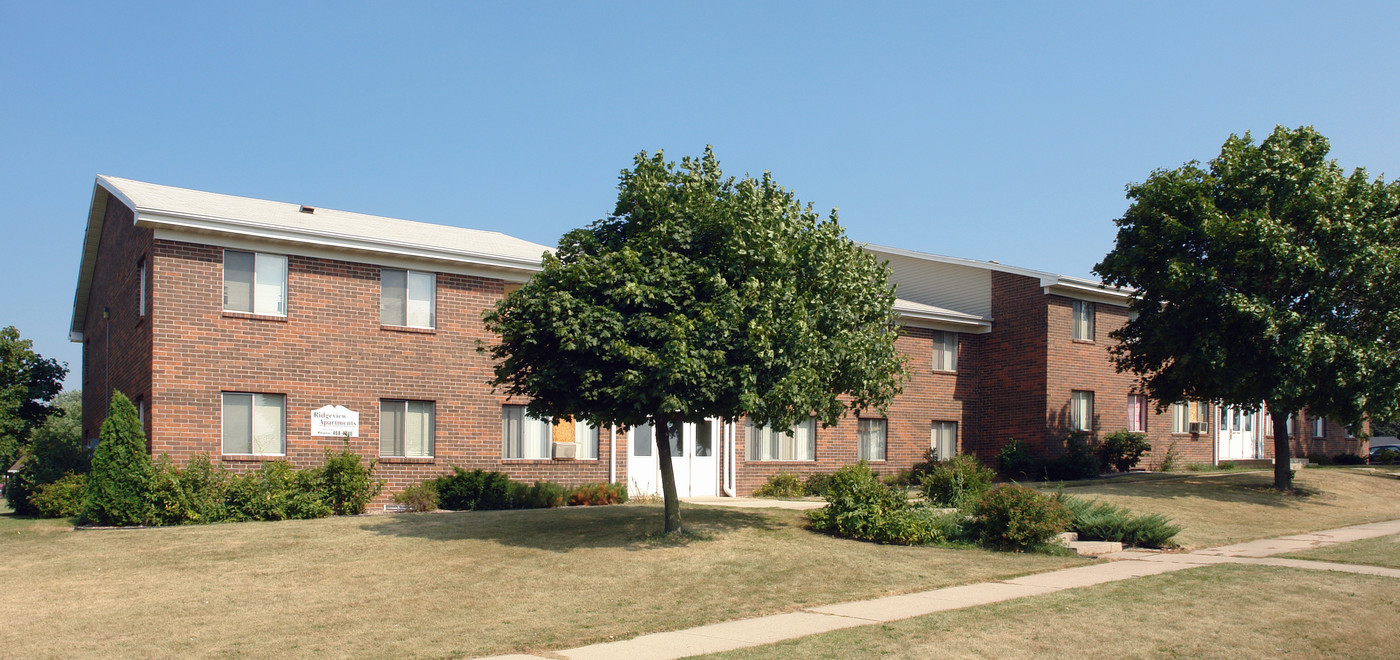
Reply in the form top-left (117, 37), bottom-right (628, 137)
top-left (964, 272), bottom-right (1048, 463)
top-left (81, 196), bottom-right (154, 446)
top-left (148, 239), bottom-right (614, 505)
top-left (732, 326), bottom-right (976, 493)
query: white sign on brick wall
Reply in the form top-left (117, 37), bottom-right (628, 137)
top-left (311, 405), bottom-right (360, 437)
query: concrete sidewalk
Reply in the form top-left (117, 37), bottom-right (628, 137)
top-left (484, 518), bottom-right (1400, 660)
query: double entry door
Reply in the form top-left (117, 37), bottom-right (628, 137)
top-left (1218, 405), bottom-right (1261, 460)
top-left (628, 419), bottom-right (718, 497)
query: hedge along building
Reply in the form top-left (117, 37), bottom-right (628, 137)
top-left (70, 177), bottom-right (1365, 505)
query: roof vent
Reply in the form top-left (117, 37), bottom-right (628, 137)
top-left (299, 205), bottom-right (315, 214)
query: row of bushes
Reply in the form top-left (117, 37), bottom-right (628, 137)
top-left (35, 449), bottom-right (384, 525)
top-left (997, 431), bottom-right (1152, 481)
top-left (391, 468), bottom-right (629, 512)
top-left (1306, 452), bottom-right (1367, 466)
top-left (808, 459), bottom-right (1179, 552)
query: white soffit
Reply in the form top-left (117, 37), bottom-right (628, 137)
top-left (864, 242), bottom-right (1133, 307)
top-left (894, 299), bottom-right (992, 333)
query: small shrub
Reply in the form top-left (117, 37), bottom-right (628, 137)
top-left (31, 473), bottom-right (87, 518)
top-left (151, 454), bottom-right (229, 525)
top-left (1056, 493), bottom-right (1180, 548)
top-left (392, 482), bottom-right (439, 512)
top-left (803, 473), bottom-right (835, 497)
top-left (567, 482), bottom-right (628, 506)
top-left (881, 469), bottom-right (915, 488)
top-left (1333, 452), bottom-right (1366, 465)
top-left (807, 462), bottom-right (913, 543)
top-left (1158, 440), bottom-right (1181, 472)
top-left (320, 445), bottom-right (384, 515)
top-left (909, 449), bottom-right (941, 483)
top-left (969, 485), bottom-right (1072, 550)
top-left (918, 454), bottom-right (994, 508)
top-left (996, 439), bottom-right (1036, 480)
top-left (1099, 431), bottom-right (1151, 473)
top-left (1306, 452), bottom-right (1333, 466)
top-left (1219, 461), bottom-right (1236, 470)
top-left (509, 480), bottom-right (565, 509)
top-left (434, 468), bottom-right (513, 511)
top-left (84, 392), bottom-right (155, 526)
top-left (224, 461), bottom-right (331, 522)
top-left (869, 506), bottom-right (968, 545)
top-left (1044, 433), bottom-right (1102, 481)
top-left (753, 472), bottom-right (805, 498)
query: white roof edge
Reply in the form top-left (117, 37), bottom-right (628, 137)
top-left (69, 179), bottom-right (125, 342)
top-left (864, 241), bottom-right (1134, 305)
top-left (893, 299), bottom-right (993, 333)
top-left (136, 210), bottom-right (547, 273)
top-left (1040, 276), bottom-right (1133, 305)
top-left (863, 242), bottom-right (1056, 280)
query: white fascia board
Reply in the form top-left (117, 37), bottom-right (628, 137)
top-left (863, 242), bottom-right (1053, 280)
top-left (894, 310), bottom-right (993, 334)
top-left (70, 179), bottom-right (133, 342)
top-left (1040, 276), bottom-right (1133, 306)
top-left (137, 210), bottom-right (545, 276)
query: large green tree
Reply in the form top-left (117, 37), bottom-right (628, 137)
top-left (1095, 126), bottom-right (1400, 489)
top-left (6, 390), bottom-right (85, 515)
top-left (0, 326), bottom-right (68, 471)
top-left (484, 148), bottom-right (906, 532)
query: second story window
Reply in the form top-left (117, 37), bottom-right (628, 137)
top-left (138, 257), bottom-right (147, 317)
top-left (381, 269), bottom-right (436, 328)
top-left (932, 331), bottom-right (958, 372)
top-left (223, 250), bottom-right (287, 316)
top-left (1072, 300), bottom-right (1095, 341)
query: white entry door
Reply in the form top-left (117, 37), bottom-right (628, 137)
top-left (1218, 406), bottom-right (1258, 460)
top-left (628, 419), bottom-right (718, 497)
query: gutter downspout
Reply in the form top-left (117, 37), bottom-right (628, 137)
top-left (722, 420), bottom-right (736, 497)
top-left (609, 425), bottom-right (617, 484)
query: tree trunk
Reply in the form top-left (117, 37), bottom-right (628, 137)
top-left (1269, 407), bottom-right (1294, 491)
top-left (654, 414), bottom-right (682, 534)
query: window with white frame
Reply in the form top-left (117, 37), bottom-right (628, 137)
top-left (857, 418), bottom-right (886, 461)
top-left (1171, 401), bottom-right (1209, 433)
top-left (138, 258), bottom-right (147, 317)
top-left (222, 392), bottom-right (286, 455)
top-left (1127, 394), bottom-right (1147, 432)
top-left (1313, 417), bottom-right (1326, 438)
top-left (502, 405), bottom-right (552, 459)
top-left (381, 400), bottom-right (434, 458)
top-left (931, 421), bottom-right (957, 460)
top-left (695, 420), bottom-right (714, 457)
top-left (932, 331), bottom-right (958, 372)
top-left (223, 250), bottom-right (287, 316)
top-left (747, 418), bottom-right (816, 461)
top-left (631, 422), bottom-right (652, 457)
top-left (1070, 391), bottom-right (1094, 432)
top-left (574, 419), bottom-right (599, 459)
top-left (1072, 300), bottom-right (1095, 341)
top-left (381, 268), bottom-right (436, 328)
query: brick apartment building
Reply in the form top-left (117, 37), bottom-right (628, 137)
top-left (70, 176), bottom-right (1366, 505)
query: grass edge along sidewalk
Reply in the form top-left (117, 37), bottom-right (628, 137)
top-left (486, 517), bottom-right (1400, 660)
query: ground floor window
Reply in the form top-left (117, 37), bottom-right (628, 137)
top-left (931, 421), bottom-right (957, 460)
top-left (1313, 417), bottom-right (1326, 438)
top-left (746, 418), bottom-right (815, 461)
top-left (502, 405), bottom-right (552, 459)
top-left (1127, 394), bottom-right (1147, 432)
top-left (574, 420), bottom-right (599, 459)
top-left (222, 392), bottom-right (285, 455)
top-left (1171, 401), bottom-right (1209, 433)
top-left (381, 400), bottom-right (434, 458)
top-left (632, 421), bottom-right (681, 456)
top-left (857, 418), bottom-right (886, 461)
top-left (1070, 391), bottom-right (1094, 432)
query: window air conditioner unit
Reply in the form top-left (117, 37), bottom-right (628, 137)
top-left (1188, 421), bottom-right (1208, 434)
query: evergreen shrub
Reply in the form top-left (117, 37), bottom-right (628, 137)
top-left (83, 392), bottom-right (155, 526)
top-left (1333, 452), bottom-right (1365, 465)
top-left (510, 480), bottom-right (565, 509)
top-left (1055, 492), bottom-right (1180, 548)
top-left (996, 439), bottom-right (1036, 480)
top-left (1099, 430), bottom-right (1151, 472)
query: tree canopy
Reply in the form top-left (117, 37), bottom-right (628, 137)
top-left (484, 147), bottom-right (906, 531)
top-left (1095, 126), bottom-right (1400, 488)
top-left (0, 325), bottom-right (68, 471)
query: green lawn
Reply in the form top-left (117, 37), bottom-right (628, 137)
top-left (700, 564), bottom-right (1400, 660)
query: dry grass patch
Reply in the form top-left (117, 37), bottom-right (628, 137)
top-left (0, 503), bottom-right (1082, 658)
top-left (1046, 468), bottom-right (1400, 548)
top-left (702, 564), bottom-right (1400, 660)
top-left (1281, 533), bottom-right (1400, 569)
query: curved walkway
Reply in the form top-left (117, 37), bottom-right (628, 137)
top-left (485, 517), bottom-right (1400, 660)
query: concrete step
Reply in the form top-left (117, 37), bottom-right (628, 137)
top-left (1055, 531), bottom-right (1123, 556)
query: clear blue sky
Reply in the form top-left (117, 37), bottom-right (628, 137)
top-left (3, 1), bottom-right (1398, 389)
